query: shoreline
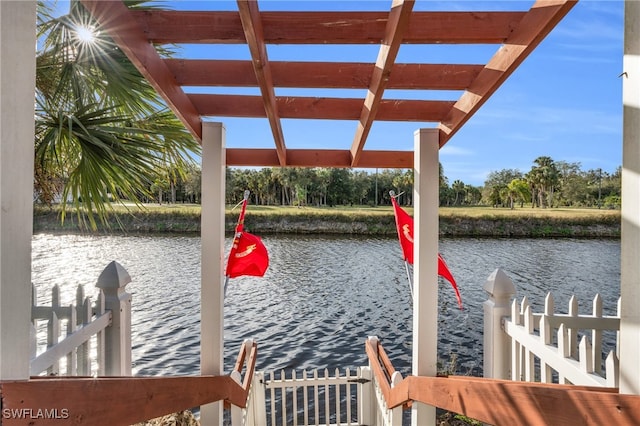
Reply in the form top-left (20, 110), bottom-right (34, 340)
top-left (33, 206), bottom-right (621, 238)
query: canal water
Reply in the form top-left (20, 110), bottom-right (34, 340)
top-left (31, 234), bottom-right (620, 378)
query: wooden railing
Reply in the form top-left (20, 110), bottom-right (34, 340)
top-left (364, 336), bottom-right (405, 426)
top-left (228, 339), bottom-right (259, 425)
top-left (364, 337), bottom-right (640, 426)
top-left (1, 340), bottom-right (257, 425)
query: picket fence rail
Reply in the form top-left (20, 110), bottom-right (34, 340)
top-left (30, 282), bottom-right (109, 376)
top-left (29, 261), bottom-right (132, 377)
top-left (484, 268), bottom-right (620, 388)
top-left (505, 293), bottom-right (620, 387)
top-left (244, 366), bottom-right (373, 426)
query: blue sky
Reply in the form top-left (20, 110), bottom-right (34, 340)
top-left (61, 0), bottom-right (625, 186)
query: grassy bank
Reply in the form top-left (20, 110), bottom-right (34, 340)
top-left (33, 204), bottom-right (621, 238)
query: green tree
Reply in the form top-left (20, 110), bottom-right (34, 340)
top-left (352, 170), bottom-right (371, 205)
top-left (527, 156), bottom-right (559, 208)
top-left (451, 180), bottom-right (466, 206)
top-left (183, 165), bottom-right (201, 203)
top-left (35, 1), bottom-right (200, 228)
top-left (506, 179), bottom-right (530, 209)
top-left (482, 169), bottom-right (522, 207)
top-left (326, 169), bottom-right (352, 206)
top-left (555, 161), bottom-right (584, 206)
top-left (464, 184), bottom-right (482, 205)
top-left (392, 169), bottom-right (413, 205)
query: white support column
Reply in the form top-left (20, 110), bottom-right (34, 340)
top-left (411, 128), bottom-right (439, 426)
top-left (620, 1), bottom-right (640, 395)
top-left (200, 122), bottom-right (226, 425)
top-left (0, 1), bottom-right (36, 380)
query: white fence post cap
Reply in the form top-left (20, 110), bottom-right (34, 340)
top-left (483, 268), bottom-right (515, 298)
top-left (96, 261), bottom-right (131, 289)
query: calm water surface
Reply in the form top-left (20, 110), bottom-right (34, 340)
top-left (31, 234), bottom-right (620, 378)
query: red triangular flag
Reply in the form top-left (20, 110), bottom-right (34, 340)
top-left (391, 193), bottom-right (463, 309)
top-left (391, 195), bottom-right (414, 264)
top-left (226, 231), bottom-right (269, 278)
top-left (438, 253), bottom-right (463, 310)
top-left (225, 193), bottom-right (269, 279)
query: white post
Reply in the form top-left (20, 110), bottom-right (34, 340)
top-left (620, 0), bottom-right (640, 395)
top-left (412, 128), bottom-right (439, 426)
top-left (483, 268), bottom-right (516, 380)
top-left (358, 366), bottom-right (373, 426)
top-left (200, 122), bottom-right (226, 425)
top-left (0, 1), bottom-right (36, 381)
top-left (95, 261), bottom-right (132, 376)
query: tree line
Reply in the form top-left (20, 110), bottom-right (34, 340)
top-left (157, 156), bottom-right (621, 209)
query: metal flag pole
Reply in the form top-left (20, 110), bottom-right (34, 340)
top-left (405, 259), bottom-right (414, 300)
top-left (224, 190), bottom-right (250, 297)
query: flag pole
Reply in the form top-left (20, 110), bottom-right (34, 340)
top-left (404, 260), bottom-right (414, 300)
top-left (224, 190), bottom-right (250, 297)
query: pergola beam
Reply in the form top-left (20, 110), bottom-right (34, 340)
top-left (189, 94), bottom-right (454, 122)
top-left (168, 60), bottom-right (482, 90)
top-left (237, 0), bottom-right (286, 166)
top-left (226, 149), bottom-right (413, 169)
top-left (132, 10), bottom-right (526, 45)
top-left (350, 0), bottom-right (415, 167)
top-left (438, 0), bottom-right (577, 146)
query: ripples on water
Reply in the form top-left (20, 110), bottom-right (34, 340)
top-left (32, 234), bottom-right (620, 379)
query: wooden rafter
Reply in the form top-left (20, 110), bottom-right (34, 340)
top-left (188, 94), bottom-right (454, 122)
top-left (167, 60), bottom-right (483, 90)
top-left (79, 1), bottom-right (202, 142)
top-left (132, 10), bottom-right (526, 45)
top-left (226, 149), bottom-right (413, 168)
top-left (438, 0), bottom-right (578, 146)
top-left (350, 0), bottom-right (415, 167)
top-left (236, 0), bottom-right (286, 166)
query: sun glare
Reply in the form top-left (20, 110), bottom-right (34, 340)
top-left (75, 25), bottom-right (96, 44)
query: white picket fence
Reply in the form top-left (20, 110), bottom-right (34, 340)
top-left (244, 367), bottom-right (377, 426)
top-left (30, 261), bottom-right (132, 377)
top-left (504, 293), bottom-right (620, 387)
top-left (30, 283), bottom-right (110, 376)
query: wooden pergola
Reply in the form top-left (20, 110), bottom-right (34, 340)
top-left (79, 0), bottom-right (576, 169)
top-left (5, 1), bottom-right (640, 426)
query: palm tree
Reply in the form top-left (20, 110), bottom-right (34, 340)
top-left (527, 156), bottom-right (559, 208)
top-left (507, 178), bottom-right (530, 209)
top-left (35, 1), bottom-right (200, 229)
top-left (452, 180), bottom-right (466, 206)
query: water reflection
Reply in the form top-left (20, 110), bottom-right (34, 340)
top-left (32, 234), bottom-right (620, 378)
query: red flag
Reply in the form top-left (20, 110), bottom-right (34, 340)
top-left (225, 195), bottom-right (269, 278)
top-left (391, 195), bottom-right (414, 264)
top-left (391, 194), bottom-right (463, 309)
top-left (226, 231), bottom-right (269, 278)
top-left (438, 253), bottom-right (463, 310)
